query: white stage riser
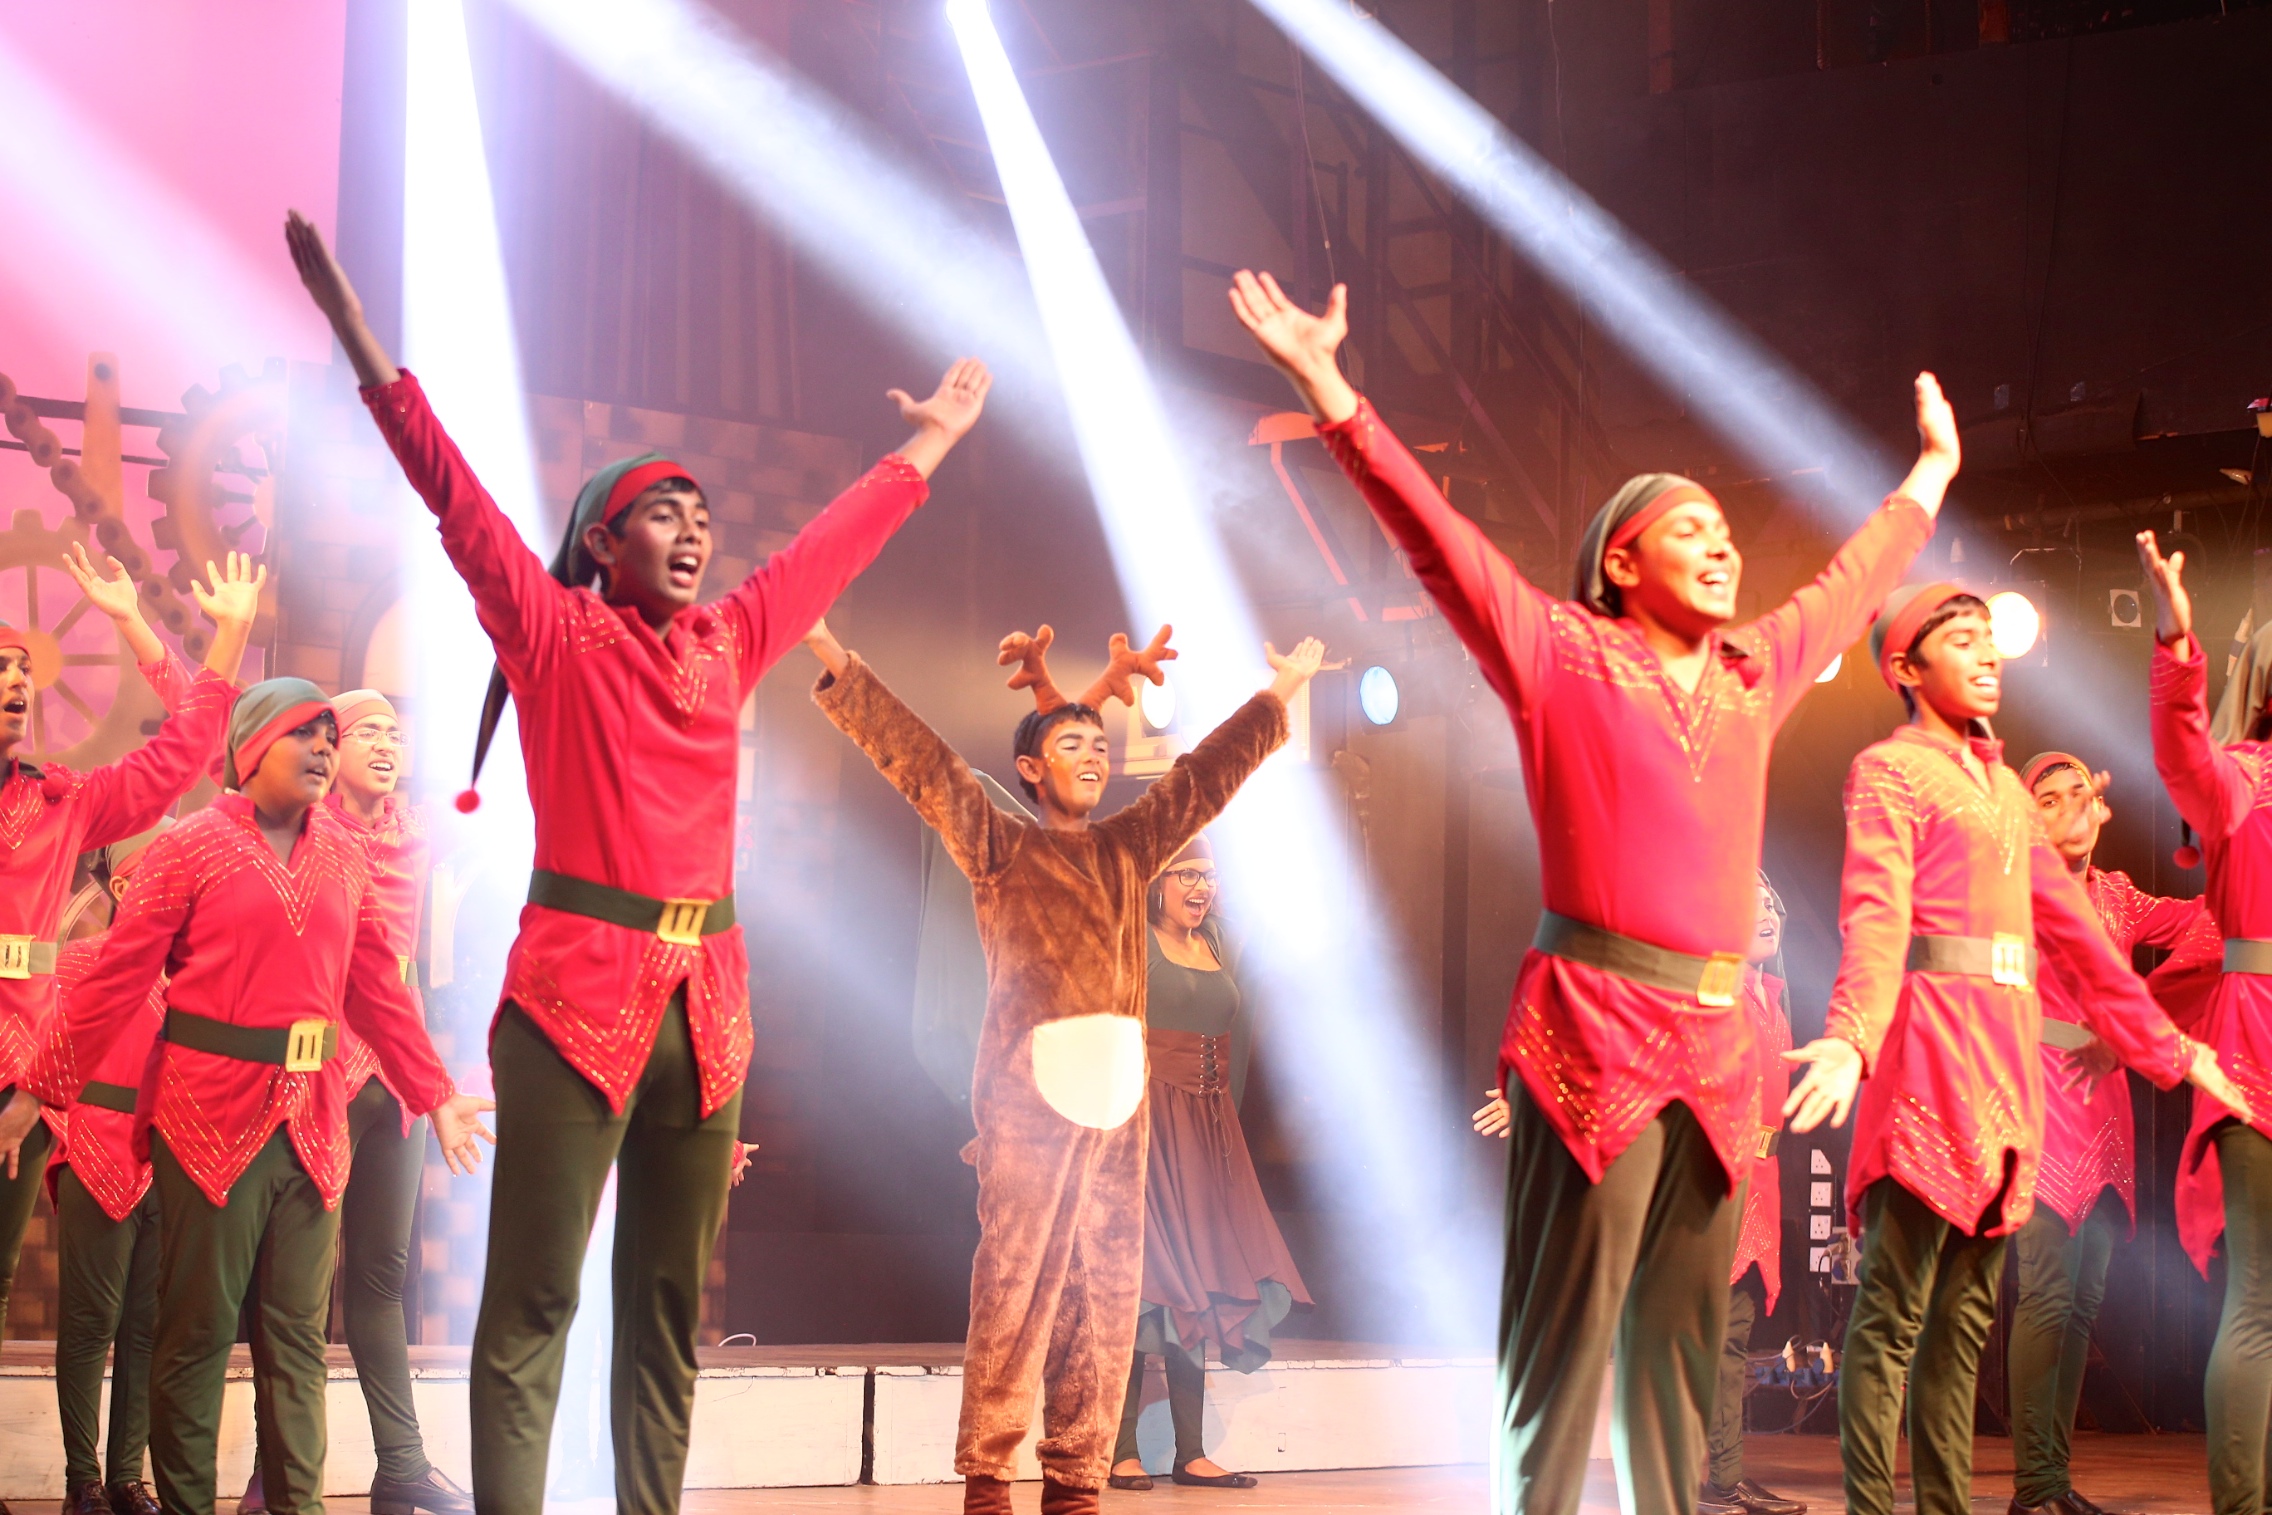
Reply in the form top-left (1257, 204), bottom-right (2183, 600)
top-left (871, 1358), bottom-right (1494, 1485)
top-left (0, 1357), bottom-right (1490, 1497)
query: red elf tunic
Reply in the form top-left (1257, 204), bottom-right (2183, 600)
top-left (363, 372), bottom-right (927, 1116)
top-left (1315, 397), bottom-right (1931, 1187)
top-left (0, 657), bottom-right (232, 1089)
top-left (327, 791), bottom-right (432, 1122)
top-left (26, 795), bottom-right (453, 1207)
top-left (2032, 867), bottom-right (2206, 1233)
top-left (1825, 726), bottom-right (2195, 1237)
top-left (1730, 970), bottom-right (1791, 1308)
top-left (37, 935), bottom-right (166, 1221)
top-left (2148, 637), bottom-right (2272, 1272)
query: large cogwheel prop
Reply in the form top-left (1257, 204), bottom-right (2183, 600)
top-left (0, 509), bottom-right (163, 770)
top-left (144, 361), bottom-right (285, 661)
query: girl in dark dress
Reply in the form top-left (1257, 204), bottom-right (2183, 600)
top-left (1109, 837), bottom-right (1310, 1491)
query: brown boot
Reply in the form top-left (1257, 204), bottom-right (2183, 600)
top-left (963, 1475), bottom-right (1014, 1514)
top-left (1039, 1479), bottom-right (1100, 1515)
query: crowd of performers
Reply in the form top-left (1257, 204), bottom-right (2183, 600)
top-left (0, 201), bottom-right (2267, 1515)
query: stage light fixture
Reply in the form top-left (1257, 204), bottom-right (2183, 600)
top-left (1815, 652), bottom-right (1843, 685)
top-left (947, 0), bottom-right (1491, 1348)
top-left (1359, 665), bottom-right (1400, 725)
top-left (1139, 674), bottom-right (1177, 732)
top-left (2108, 588), bottom-right (2143, 629)
top-left (1987, 590), bottom-right (2041, 660)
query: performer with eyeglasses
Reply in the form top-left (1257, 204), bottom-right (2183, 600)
top-left (1107, 835), bottom-right (1310, 1493)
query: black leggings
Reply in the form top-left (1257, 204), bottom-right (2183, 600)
top-left (1113, 1344), bottom-right (1206, 1470)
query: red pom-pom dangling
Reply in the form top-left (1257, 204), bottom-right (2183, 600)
top-left (454, 788), bottom-right (482, 814)
top-left (2174, 844), bottom-right (2202, 869)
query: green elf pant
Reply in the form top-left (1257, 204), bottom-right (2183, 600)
top-left (468, 995), bottom-right (740, 1515)
top-left (0, 1115), bottom-right (56, 1325)
top-left (56, 1164), bottom-right (161, 1489)
top-left (1708, 1272), bottom-right (1761, 1487)
top-left (1838, 1178), bottom-right (2008, 1515)
top-left (2008, 1191), bottom-right (2120, 1506)
top-left (149, 1127), bottom-right (340, 1515)
top-left (1497, 1087), bottom-right (1738, 1515)
top-left (2208, 1122), bottom-right (2272, 1515)
top-left (250, 1080), bottom-right (433, 1487)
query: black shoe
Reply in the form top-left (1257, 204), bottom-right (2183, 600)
top-left (1699, 1484), bottom-right (1747, 1515)
top-left (1171, 1466), bottom-right (1259, 1489)
top-left (1106, 1473), bottom-right (1154, 1491)
top-left (369, 1469), bottom-right (473, 1515)
top-left (1730, 1478), bottom-right (1807, 1515)
top-left (2057, 1495), bottom-right (2116, 1515)
top-left (63, 1483), bottom-right (108, 1515)
top-left (103, 1484), bottom-right (159, 1515)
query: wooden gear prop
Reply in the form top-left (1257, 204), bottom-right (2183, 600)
top-left (144, 361), bottom-right (283, 661)
top-left (0, 508), bottom-right (164, 769)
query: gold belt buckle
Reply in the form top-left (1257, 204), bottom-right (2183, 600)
top-left (1757, 1126), bottom-right (1779, 1159)
top-left (1695, 952), bottom-right (1744, 1008)
top-left (656, 899), bottom-right (709, 948)
top-left (1991, 932), bottom-right (2030, 988)
top-left (397, 954), bottom-right (416, 987)
top-left (283, 1019), bottom-right (330, 1074)
top-left (0, 935), bottom-right (30, 981)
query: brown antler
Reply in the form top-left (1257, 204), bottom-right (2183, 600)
top-left (997, 624), bottom-right (1071, 713)
top-left (1079, 624), bottom-right (1176, 710)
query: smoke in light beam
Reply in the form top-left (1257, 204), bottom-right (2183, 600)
top-left (946, 0), bottom-right (1493, 1347)
top-left (497, 0), bottom-right (1055, 423)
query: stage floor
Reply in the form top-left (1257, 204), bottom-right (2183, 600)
top-left (298, 1431), bottom-right (2217, 1512)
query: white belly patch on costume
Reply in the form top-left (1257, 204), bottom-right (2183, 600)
top-left (1028, 1014), bottom-right (1146, 1130)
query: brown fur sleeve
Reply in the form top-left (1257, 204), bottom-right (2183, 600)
top-left (814, 653), bottom-right (1018, 882)
top-left (1099, 691), bottom-right (1288, 879)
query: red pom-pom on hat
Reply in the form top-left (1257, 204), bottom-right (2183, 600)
top-left (2174, 844), bottom-right (2202, 869)
top-left (454, 788), bottom-right (482, 814)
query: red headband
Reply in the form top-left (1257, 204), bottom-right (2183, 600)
top-left (1874, 581), bottom-right (1968, 690)
top-left (0, 625), bottom-right (31, 656)
top-left (601, 459), bottom-right (693, 527)
top-left (1605, 482), bottom-right (1718, 554)
top-left (2022, 751), bottom-right (2088, 792)
top-left (232, 700), bottom-right (332, 790)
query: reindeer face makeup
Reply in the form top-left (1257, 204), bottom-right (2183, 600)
top-left (1000, 623), bottom-right (1176, 822)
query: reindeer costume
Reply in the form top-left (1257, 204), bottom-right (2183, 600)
top-left (813, 627), bottom-right (1286, 1513)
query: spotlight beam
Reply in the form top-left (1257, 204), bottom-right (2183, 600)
top-left (946, 0), bottom-right (1492, 1348)
top-left (496, 0), bottom-right (1060, 441)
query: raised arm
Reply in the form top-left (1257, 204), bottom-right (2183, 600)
top-left (718, 362), bottom-right (987, 690)
top-left (2141, 532), bottom-right (2257, 842)
top-left (1099, 640), bottom-right (1310, 879)
top-left (1748, 376), bottom-right (1952, 710)
top-left (74, 658), bottom-right (237, 850)
top-left (809, 642), bottom-right (1018, 883)
top-left (1785, 753), bottom-right (1915, 1132)
top-left (288, 211), bottom-right (561, 683)
top-left (1230, 271), bottom-right (1552, 714)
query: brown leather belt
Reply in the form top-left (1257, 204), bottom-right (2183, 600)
top-left (1533, 912), bottom-right (1745, 1008)
top-left (79, 1081), bottom-right (138, 1114)
top-left (1905, 932), bottom-right (2037, 989)
top-left (2226, 939), bottom-right (2272, 975)
top-left (528, 870), bottom-right (736, 947)
top-left (164, 1009), bottom-right (337, 1073)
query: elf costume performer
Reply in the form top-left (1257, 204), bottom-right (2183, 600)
top-left (0, 545), bottom-right (259, 1346)
top-left (802, 618), bottom-right (1322, 1515)
top-left (1782, 583), bottom-right (2245, 1515)
top-left (27, 681), bottom-right (494, 1515)
top-left (2137, 530), bottom-right (2272, 1515)
top-left (1703, 873), bottom-right (1804, 1515)
top-left (2008, 751), bottom-right (2213, 1515)
top-left (285, 210), bottom-right (992, 1514)
top-left (237, 689), bottom-right (459, 1515)
top-left (1229, 267), bottom-right (1955, 1515)
top-left (45, 821), bottom-right (173, 1515)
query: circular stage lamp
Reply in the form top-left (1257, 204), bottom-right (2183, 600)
top-left (1815, 652), bottom-right (1843, 685)
top-left (1139, 674), bottom-right (1177, 732)
top-left (1987, 590), bottom-right (2041, 659)
top-left (1358, 665), bottom-right (1400, 726)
